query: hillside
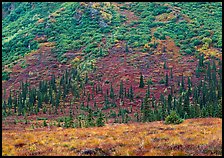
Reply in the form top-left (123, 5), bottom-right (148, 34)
top-left (2, 2), bottom-right (222, 156)
top-left (2, 118), bottom-right (222, 156)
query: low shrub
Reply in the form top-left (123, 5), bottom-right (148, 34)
top-left (164, 111), bottom-right (184, 125)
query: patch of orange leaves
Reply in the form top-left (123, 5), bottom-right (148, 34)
top-left (2, 118), bottom-right (222, 156)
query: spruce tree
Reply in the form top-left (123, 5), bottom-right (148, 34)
top-left (129, 85), bottom-right (134, 101)
top-left (195, 66), bottom-right (200, 78)
top-left (8, 91), bottom-right (12, 109)
top-left (181, 75), bottom-right (185, 92)
top-left (167, 94), bottom-right (172, 114)
top-left (207, 62), bottom-right (211, 82)
top-left (146, 84), bottom-right (150, 98)
top-left (183, 91), bottom-right (190, 117)
top-left (110, 84), bottom-right (114, 99)
top-left (96, 110), bottom-right (105, 127)
top-left (139, 73), bottom-right (144, 88)
top-left (212, 60), bottom-right (216, 71)
top-left (170, 68), bottom-right (173, 79)
top-left (119, 80), bottom-right (124, 99)
top-left (165, 73), bottom-right (169, 86)
top-left (164, 61), bottom-right (167, 69)
top-left (86, 108), bottom-right (95, 127)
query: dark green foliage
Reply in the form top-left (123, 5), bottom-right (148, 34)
top-left (167, 94), bottom-right (172, 114)
top-left (1, 2), bottom-right (222, 130)
top-left (110, 84), bottom-right (115, 99)
top-left (86, 108), bottom-right (95, 127)
top-left (159, 78), bottom-right (165, 84)
top-left (139, 73), bottom-right (144, 88)
top-left (2, 71), bottom-right (11, 81)
top-left (164, 110), bottom-right (184, 125)
top-left (170, 68), bottom-right (173, 79)
top-left (119, 80), bottom-right (124, 99)
top-left (164, 61), bottom-right (167, 69)
top-left (146, 84), bottom-right (150, 98)
top-left (165, 73), bottom-right (169, 86)
top-left (129, 85), bottom-right (134, 101)
top-left (96, 110), bottom-right (105, 127)
top-left (43, 119), bottom-right (47, 127)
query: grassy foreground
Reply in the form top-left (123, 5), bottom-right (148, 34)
top-left (2, 118), bottom-right (222, 156)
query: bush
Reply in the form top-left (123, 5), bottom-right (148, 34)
top-left (2, 71), bottom-right (11, 80)
top-left (159, 78), bottom-right (165, 84)
top-left (164, 111), bottom-right (184, 125)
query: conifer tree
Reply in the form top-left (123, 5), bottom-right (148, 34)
top-left (195, 66), bottom-right (200, 78)
top-left (146, 84), bottom-right (150, 98)
top-left (129, 85), bottom-right (134, 101)
top-left (212, 60), bottom-right (216, 71)
top-left (139, 73), bottom-right (144, 88)
top-left (124, 88), bottom-right (127, 98)
top-left (167, 94), bottom-right (172, 114)
top-left (183, 91), bottom-right (190, 117)
top-left (13, 94), bottom-right (18, 113)
top-left (181, 75), bottom-right (185, 92)
top-left (85, 73), bottom-right (88, 84)
top-left (110, 84), bottom-right (114, 99)
top-left (170, 68), bottom-right (173, 79)
top-left (86, 108), bottom-right (95, 127)
top-left (207, 62), bottom-right (211, 82)
top-left (119, 80), bottom-right (124, 99)
top-left (187, 77), bottom-right (192, 95)
top-left (164, 61), bottom-right (167, 69)
top-left (8, 90), bottom-right (12, 109)
top-left (165, 73), bottom-right (169, 86)
top-left (96, 110), bottom-right (105, 127)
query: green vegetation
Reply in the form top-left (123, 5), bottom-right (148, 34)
top-left (2, 2), bottom-right (222, 129)
top-left (139, 73), bottom-right (144, 88)
top-left (164, 110), bottom-right (184, 125)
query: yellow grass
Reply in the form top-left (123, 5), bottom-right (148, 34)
top-left (2, 118), bottom-right (222, 156)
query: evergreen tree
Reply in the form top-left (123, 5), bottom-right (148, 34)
top-left (139, 73), bottom-right (144, 88)
top-left (129, 85), bottom-right (134, 101)
top-left (199, 54), bottom-right (204, 67)
top-left (43, 119), bottom-right (47, 127)
top-left (140, 99), bottom-right (144, 112)
top-left (134, 112), bottom-right (139, 122)
top-left (181, 75), bottom-right (185, 92)
top-left (99, 47), bottom-right (103, 56)
top-left (195, 66), bottom-right (200, 78)
top-left (183, 91), bottom-right (190, 117)
top-left (124, 113), bottom-right (129, 123)
top-left (187, 77), bottom-right (192, 95)
top-left (212, 70), bottom-right (217, 87)
top-left (170, 86), bottom-right (173, 97)
top-left (207, 62), bottom-right (211, 82)
top-left (170, 68), bottom-right (173, 79)
top-left (119, 80), bottom-right (124, 99)
top-left (142, 97), bottom-right (150, 122)
top-left (173, 97), bottom-right (176, 111)
top-left (164, 61), bottom-right (167, 69)
top-left (8, 90), bottom-right (12, 109)
top-left (146, 84), bottom-right (150, 98)
top-left (85, 73), bottom-right (88, 84)
top-left (13, 94), bottom-right (18, 113)
top-left (165, 73), bottom-right (169, 86)
top-left (96, 110), bottom-right (105, 127)
top-left (86, 108), bottom-right (95, 127)
top-left (110, 84), bottom-right (114, 99)
top-left (212, 60), bottom-right (216, 71)
top-left (167, 94), bottom-right (172, 114)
